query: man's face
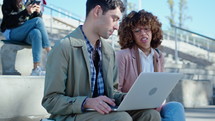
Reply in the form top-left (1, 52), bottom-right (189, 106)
top-left (96, 7), bottom-right (122, 39)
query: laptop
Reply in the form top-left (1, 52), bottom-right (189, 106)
top-left (85, 72), bottom-right (183, 112)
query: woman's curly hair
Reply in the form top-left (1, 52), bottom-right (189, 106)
top-left (118, 9), bottom-right (163, 49)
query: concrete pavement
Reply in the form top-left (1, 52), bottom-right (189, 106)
top-left (185, 106), bottom-right (215, 121)
top-left (1, 106), bottom-right (215, 121)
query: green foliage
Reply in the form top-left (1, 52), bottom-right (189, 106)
top-left (167, 0), bottom-right (192, 28)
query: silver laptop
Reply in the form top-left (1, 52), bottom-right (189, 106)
top-left (86, 72), bottom-right (183, 112)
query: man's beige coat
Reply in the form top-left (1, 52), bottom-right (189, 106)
top-left (42, 26), bottom-right (125, 121)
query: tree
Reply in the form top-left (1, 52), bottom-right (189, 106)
top-left (178, 0), bottom-right (191, 28)
top-left (167, 0), bottom-right (176, 26)
top-left (123, 0), bottom-right (137, 15)
top-left (127, 2), bottom-right (137, 12)
top-left (167, 0), bottom-right (192, 28)
top-left (123, 0), bottom-right (127, 15)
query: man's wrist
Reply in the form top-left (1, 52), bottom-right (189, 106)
top-left (81, 97), bottom-right (88, 111)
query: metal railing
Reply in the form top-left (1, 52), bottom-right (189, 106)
top-left (43, 5), bottom-right (120, 48)
top-left (43, 5), bottom-right (215, 63)
top-left (164, 24), bottom-right (215, 63)
top-left (43, 5), bottom-right (84, 34)
top-left (44, 5), bottom-right (84, 22)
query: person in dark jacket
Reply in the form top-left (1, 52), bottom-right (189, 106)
top-left (0, 0), bottom-right (51, 76)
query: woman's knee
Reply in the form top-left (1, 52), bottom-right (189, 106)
top-left (29, 17), bottom-right (45, 28)
top-left (26, 29), bottom-right (42, 44)
top-left (31, 17), bottom-right (43, 24)
top-left (29, 29), bottom-right (42, 38)
top-left (162, 102), bottom-right (185, 112)
top-left (161, 102), bottom-right (185, 120)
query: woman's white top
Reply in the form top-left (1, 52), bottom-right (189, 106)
top-left (138, 48), bottom-right (154, 72)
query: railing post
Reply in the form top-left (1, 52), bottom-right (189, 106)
top-left (50, 8), bottom-right (53, 34)
top-left (186, 35), bottom-right (189, 43)
top-left (180, 34), bottom-right (183, 42)
top-left (207, 40), bottom-right (210, 60)
top-left (174, 27), bottom-right (179, 63)
top-left (167, 32), bottom-right (170, 40)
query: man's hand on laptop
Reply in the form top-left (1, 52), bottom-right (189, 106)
top-left (83, 96), bottom-right (116, 114)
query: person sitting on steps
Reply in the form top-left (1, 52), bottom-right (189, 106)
top-left (116, 9), bottom-right (186, 121)
top-left (0, 0), bottom-right (51, 76)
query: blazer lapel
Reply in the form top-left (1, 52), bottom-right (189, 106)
top-left (131, 46), bottom-right (142, 75)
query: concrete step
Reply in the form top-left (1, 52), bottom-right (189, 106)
top-left (162, 39), bottom-right (215, 63)
top-left (0, 41), bottom-right (47, 76)
top-left (185, 106), bottom-right (215, 121)
top-left (0, 76), bottom-right (49, 120)
top-left (168, 79), bottom-right (213, 107)
top-left (180, 68), bottom-right (215, 75)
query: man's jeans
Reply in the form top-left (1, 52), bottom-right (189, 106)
top-left (10, 17), bottom-right (50, 63)
top-left (161, 102), bottom-right (186, 121)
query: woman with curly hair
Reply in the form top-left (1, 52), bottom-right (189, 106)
top-left (116, 9), bottom-right (186, 121)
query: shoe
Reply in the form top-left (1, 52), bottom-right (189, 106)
top-left (3, 70), bottom-right (21, 75)
top-left (30, 66), bottom-right (46, 76)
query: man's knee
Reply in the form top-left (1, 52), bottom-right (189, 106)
top-left (110, 112), bottom-right (132, 121)
top-left (141, 109), bottom-right (161, 121)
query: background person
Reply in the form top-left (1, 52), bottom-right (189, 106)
top-left (117, 9), bottom-right (186, 121)
top-left (0, 0), bottom-right (51, 76)
top-left (25, 0), bottom-right (47, 12)
top-left (42, 0), bottom-right (161, 121)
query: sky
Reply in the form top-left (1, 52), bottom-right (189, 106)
top-left (45, 0), bottom-right (215, 39)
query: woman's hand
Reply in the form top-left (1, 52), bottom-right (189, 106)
top-left (26, 4), bottom-right (41, 15)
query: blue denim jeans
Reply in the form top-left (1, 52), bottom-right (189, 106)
top-left (160, 102), bottom-right (186, 121)
top-left (10, 17), bottom-right (50, 63)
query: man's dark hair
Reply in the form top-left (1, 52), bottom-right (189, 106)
top-left (86, 0), bottom-right (125, 17)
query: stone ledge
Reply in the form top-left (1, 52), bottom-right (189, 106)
top-left (0, 115), bottom-right (50, 121)
top-left (0, 76), bottom-right (48, 119)
top-left (0, 42), bottom-right (47, 75)
top-left (168, 79), bottom-right (213, 107)
top-left (0, 76), bottom-right (213, 119)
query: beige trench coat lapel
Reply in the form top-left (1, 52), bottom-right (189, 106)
top-left (70, 28), bottom-right (92, 89)
top-left (101, 40), bottom-right (112, 96)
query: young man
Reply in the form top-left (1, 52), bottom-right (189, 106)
top-left (42, 0), bottom-right (161, 121)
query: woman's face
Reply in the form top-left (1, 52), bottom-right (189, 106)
top-left (132, 25), bottom-right (152, 50)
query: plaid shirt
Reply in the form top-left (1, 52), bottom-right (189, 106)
top-left (81, 26), bottom-right (104, 96)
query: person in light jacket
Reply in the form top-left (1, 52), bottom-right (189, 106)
top-left (42, 1), bottom-right (161, 121)
top-left (116, 9), bottom-right (186, 121)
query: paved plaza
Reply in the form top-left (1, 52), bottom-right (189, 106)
top-left (185, 106), bottom-right (215, 121)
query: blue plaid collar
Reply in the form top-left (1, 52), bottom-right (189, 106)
top-left (80, 25), bottom-right (101, 52)
top-left (80, 25), bottom-right (104, 96)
